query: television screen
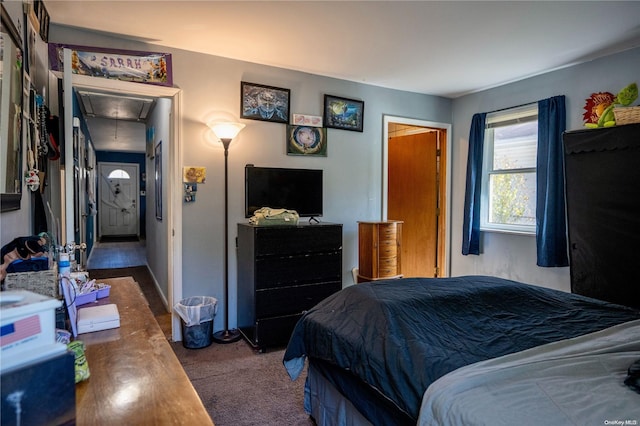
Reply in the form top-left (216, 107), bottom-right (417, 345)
top-left (245, 165), bottom-right (323, 218)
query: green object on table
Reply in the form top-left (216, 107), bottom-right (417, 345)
top-left (68, 340), bottom-right (90, 383)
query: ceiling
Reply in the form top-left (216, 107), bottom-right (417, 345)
top-left (75, 91), bottom-right (153, 152)
top-left (75, 90), bottom-right (155, 152)
top-left (77, 91), bottom-right (155, 122)
top-left (46, 1), bottom-right (640, 151)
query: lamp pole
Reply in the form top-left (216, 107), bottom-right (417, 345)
top-left (212, 137), bottom-right (241, 343)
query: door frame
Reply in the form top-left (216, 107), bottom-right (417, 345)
top-left (59, 51), bottom-right (184, 341)
top-left (382, 115), bottom-right (452, 277)
top-left (73, 123), bottom-right (87, 267)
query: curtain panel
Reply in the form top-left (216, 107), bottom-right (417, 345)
top-left (461, 113), bottom-right (486, 255)
top-left (536, 96), bottom-right (569, 267)
top-left (461, 96), bottom-right (568, 267)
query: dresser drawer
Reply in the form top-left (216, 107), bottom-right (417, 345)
top-left (378, 267), bottom-right (399, 277)
top-left (255, 251), bottom-right (342, 289)
top-left (254, 225), bottom-right (342, 256)
top-left (256, 281), bottom-right (342, 318)
top-left (378, 255), bottom-right (398, 268)
top-left (256, 314), bottom-right (302, 347)
top-left (378, 224), bottom-right (399, 239)
top-left (239, 313), bottom-right (303, 350)
top-left (377, 243), bottom-right (398, 258)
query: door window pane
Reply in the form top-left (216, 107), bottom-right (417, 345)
top-left (107, 169), bottom-right (131, 179)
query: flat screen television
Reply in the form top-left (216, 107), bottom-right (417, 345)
top-left (245, 165), bottom-right (323, 218)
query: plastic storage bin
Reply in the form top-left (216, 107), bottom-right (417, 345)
top-left (75, 291), bottom-right (97, 306)
top-left (0, 290), bottom-right (63, 372)
top-left (95, 284), bottom-right (111, 299)
top-left (173, 296), bottom-right (218, 349)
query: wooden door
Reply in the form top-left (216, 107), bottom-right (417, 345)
top-left (388, 132), bottom-right (440, 277)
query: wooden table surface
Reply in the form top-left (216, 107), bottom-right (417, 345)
top-left (75, 276), bottom-right (213, 425)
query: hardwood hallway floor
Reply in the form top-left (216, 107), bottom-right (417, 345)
top-left (86, 239), bottom-right (172, 339)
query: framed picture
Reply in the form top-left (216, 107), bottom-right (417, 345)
top-left (146, 127), bottom-right (155, 158)
top-left (287, 125), bottom-right (327, 157)
top-left (39, 9), bottom-right (49, 42)
top-left (292, 113), bottom-right (322, 127)
top-left (155, 141), bottom-right (162, 220)
top-left (27, 21), bottom-right (38, 82)
top-left (183, 166), bottom-right (206, 183)
top-left (241, 81), bottom-right (290, 124)
top-left (323, 95), bottom-right (364, 132)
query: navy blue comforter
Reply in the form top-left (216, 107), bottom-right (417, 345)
top-left (283, 276), bottom-right (640, 421)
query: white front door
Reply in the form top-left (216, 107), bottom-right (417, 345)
top-left (98, 162), bottom-right (139, 237)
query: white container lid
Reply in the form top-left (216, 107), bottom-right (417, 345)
top-left (0, 290), bottom-right (61, 324)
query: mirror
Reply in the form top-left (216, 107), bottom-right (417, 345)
top-left (1, 5), bottom-right (23, 212)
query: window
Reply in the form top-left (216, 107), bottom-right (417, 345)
top-left (480, 104), bottom-right (538, 234)
top-left (107, 169), bottom-right (131, 179)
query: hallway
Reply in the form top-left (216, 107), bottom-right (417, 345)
top-left (86, 240), bottom-right (172, 338)
top-left (86, 239), bottom-right (147, 269)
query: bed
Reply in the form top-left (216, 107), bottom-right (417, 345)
top-left (283, 276), bottom-right (640, 425)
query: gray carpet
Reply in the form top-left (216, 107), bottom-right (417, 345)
top-left (171, 340), bottom-right (313, 426)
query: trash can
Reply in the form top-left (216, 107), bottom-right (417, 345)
top-left (173, 296), bottom-right (218, 349)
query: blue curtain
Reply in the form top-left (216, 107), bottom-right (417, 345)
top-left (462, 113), bottom-right (486, 255)
top-left (536, 96), bottom-right (569, 267)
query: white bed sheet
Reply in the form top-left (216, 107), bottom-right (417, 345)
top-left (419, 319), bottom-right (640, 426)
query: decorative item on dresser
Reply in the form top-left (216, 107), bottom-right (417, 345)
top-left (613, 105), bottom-right (640, 125)
top-left (563, 122), bottom-right (640, 308)
top-left (236, 223), bottom-right (343, 352)
top-left (357, 221), bottom-right (403, 283)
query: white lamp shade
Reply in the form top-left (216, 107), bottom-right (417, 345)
top-left (208, 122), bottom-right (246, 141)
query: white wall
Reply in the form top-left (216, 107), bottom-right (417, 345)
top-left (450, 47), bottom-right (640, 291)
top-left (146, 98), bottom-right (172, 297)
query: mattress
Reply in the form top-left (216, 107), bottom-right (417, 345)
top-left (284, 276), bottom-right (640, 423)
top-left (419, 319), bottom-right (640, 425)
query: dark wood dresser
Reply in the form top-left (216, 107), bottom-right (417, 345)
top-left (237, 222), bottom-right (343, 351)
top-left (563, 122), bottom-right (640, 308)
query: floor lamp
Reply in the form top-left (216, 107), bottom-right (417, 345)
top-left (208, 121), bottom-right (245, 343)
